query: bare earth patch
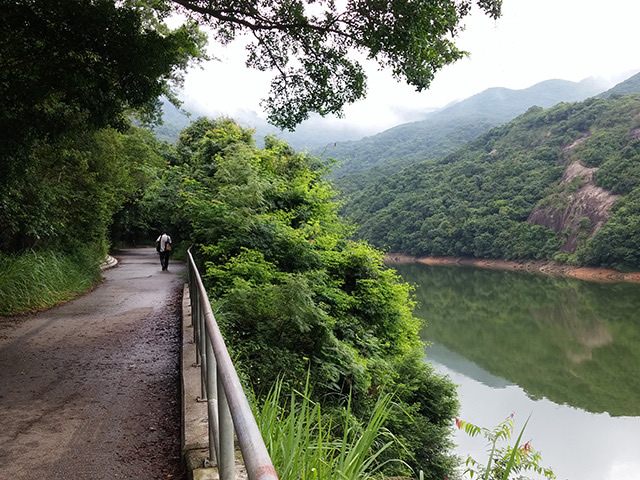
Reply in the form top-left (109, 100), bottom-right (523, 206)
top-left (385, 253), bottom-right (640, 284)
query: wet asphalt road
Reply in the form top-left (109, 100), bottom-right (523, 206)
top-left (0, 248), bottom-right (186, 480)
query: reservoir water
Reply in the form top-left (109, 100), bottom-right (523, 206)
top-left (394, 263), bottom-right (640, 480)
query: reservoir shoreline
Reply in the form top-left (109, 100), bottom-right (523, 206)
top-left (385, 252), bottom-right (640, 284)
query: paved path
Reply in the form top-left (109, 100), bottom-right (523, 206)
top-left (0, 248), bottom-right (186, 480)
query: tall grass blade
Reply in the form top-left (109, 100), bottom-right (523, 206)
top-left (500, 416), bottom-right (530, 480)
top-left (253, 377), bottom-right (400, 480)
top-left (0, 248), bottom-right (102, 315)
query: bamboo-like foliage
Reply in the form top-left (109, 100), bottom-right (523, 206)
top-left (455, 415), bottom-right (557, 480)
top-left (254, 378), bottom-right (401, 480)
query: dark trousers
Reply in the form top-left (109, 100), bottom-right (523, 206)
top-left (159, 251), bottom-right (170, 270)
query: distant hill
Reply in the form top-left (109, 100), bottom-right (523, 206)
top-left (245, 113), bottom-right (377, 151)
top-left (321, 78), bottom-right (609, 193)
top-left (598, 71), bottom-right (640, 99)
top-left (151, 101), bottom-right (191, 143)
top-left (342, 94), bottom-right (640, 271)
top-left (152, 101), bottom-right (378, 150)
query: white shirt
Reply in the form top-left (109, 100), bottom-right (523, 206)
top-left (156, 234), bottom-right (172, 252)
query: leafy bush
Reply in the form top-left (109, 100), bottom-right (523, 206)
top-left (456, 415), bottom-right (557, 480)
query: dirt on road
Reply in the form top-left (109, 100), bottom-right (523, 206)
top-left (0, 248), bottom-right (186, 480)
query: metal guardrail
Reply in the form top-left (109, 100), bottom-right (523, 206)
top-left (187, 248), bottom-right (279, 480)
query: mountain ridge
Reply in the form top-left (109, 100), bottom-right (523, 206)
top-left (341, 93), bottom-right (640, 271)
top-left (322, 78), bottom-right (610, 184)
top-left (598, 71), bottom-right (640, 99)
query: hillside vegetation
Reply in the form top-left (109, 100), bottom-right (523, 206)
top-left (343, 94), bottom-right (640, 271)
top-left (320, 78), bottom-right (606, 194)
top-left (599, 71), bottom-right (640, 99)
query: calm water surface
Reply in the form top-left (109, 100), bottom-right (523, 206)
top-left (394, 263), bottom-right (640, 480)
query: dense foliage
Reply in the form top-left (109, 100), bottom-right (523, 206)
top-left (2, 127), bottom-right (167, 253)
top-left (343, 94), bottom-right (640, 270)
top-left (0, 0), bottom-right (205, 189)
top-left (0, 0), bottom-right (205, 254)
top-left (151, 118), bottom-right (460, 477)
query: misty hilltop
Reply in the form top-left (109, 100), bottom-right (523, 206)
top-left (598, 70), bottom-right (640, 99)
top-left (154, 76), bottom-right (613, 156)
top-left (321, 77), bottom-right (611, 194)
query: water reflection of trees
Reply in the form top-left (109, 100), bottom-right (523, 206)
top-left (530, 289), bottom-right (612, 365)
top-left (395, 263), bottom-right (640, 416)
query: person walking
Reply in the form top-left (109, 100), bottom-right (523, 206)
top-left (156, 232), bottom-right (172, 271)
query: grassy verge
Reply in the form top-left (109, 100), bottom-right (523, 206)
top-left (254, 378), bottom-right (401, 480)
top-left (0, 248), bottom-right (103, 315)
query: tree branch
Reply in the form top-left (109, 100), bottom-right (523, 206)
top-left (171, 0), bottom-right (354, 38)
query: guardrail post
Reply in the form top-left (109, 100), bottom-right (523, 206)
top-left (204, 333), bottom-right (219, 467)
top-left (218, 370), bottom-right (235, 480)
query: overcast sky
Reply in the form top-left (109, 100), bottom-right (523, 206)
top-left (176, 0), bottom-right (640, 134)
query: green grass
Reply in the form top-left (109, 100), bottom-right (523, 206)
top-left (0, 248), bottom-right (103, 315)
top-left (254, 378), bottom-right (402, 480)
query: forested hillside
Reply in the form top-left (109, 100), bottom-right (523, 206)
top-left (343, 94), bottom-right (640, 271)
top-left (320, 78), bottom-right (607, 193)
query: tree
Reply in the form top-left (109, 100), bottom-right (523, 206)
top-left (169, 0), bottom-right (502, 129)
top-left (1, 0), bottom-right (206, 134)
top-left (0, 0), bottom-right (206, 181)
top-left (0, 126), bottom-right (167, 252)
top-left (0, 0), bottom-right (206, 252)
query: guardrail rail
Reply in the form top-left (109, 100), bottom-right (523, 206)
top-left (187, 247), bottom-right (278, 480)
